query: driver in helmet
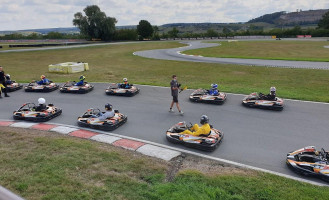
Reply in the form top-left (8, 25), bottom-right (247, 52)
top-left (5, 74), bottom-right (12, 85)
top-left (265, 87), bottom-right (276, 100)
top-left (75, 75), bottom-right (85, 86)
top-left (97, 103), bottom-right (115, 121)
top-left (35, 98), bottom-right (47, 111)
top-left (182, 115), bottom-right (211, 136)
top-left (208, 84), bottom-right (219, 96)
top-left (36, 75), bottom-right (50, 85)
top-left (119, 78), bottom-right (131, 89)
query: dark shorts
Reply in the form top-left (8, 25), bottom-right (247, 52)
top-left (172, 95), bottom-right (178, 102)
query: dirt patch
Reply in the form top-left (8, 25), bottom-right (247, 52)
top-left (178, 155), bottom-right (256, 177)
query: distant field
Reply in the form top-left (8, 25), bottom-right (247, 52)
top-left (1, 41), bottom-right (328, 102)
top-left (184, 40), bottom-right (329, 62)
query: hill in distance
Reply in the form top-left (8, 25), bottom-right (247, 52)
top-left (0, 9), bottom-right (327, 35)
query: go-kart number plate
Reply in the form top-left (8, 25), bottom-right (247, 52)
top-left (115, 89), bottom-right (125, 93)
top-left (69, 86), bottom-right (79, 90)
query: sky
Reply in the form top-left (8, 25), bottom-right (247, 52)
top-left (0, 0), bottom-right (328, 31)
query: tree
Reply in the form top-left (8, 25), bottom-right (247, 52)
top-left (318, 11), bottom-right (329, 29)
top-left (205, 29), bottom-right (218, 37)
top-left (168, 27), bottom-right (179, 38)
top-left (73, 5), bottom-right (117, 41)
top-left (152, 25), bottom-right (160, 40)
top-left (137, 20), bottom-right (154, 40)
top-left (114, 29), bottom-right (137, 40)
top-left (222, 27), bottom-right (231, 38)
top-left (44, 32), bottom-right (63, 39)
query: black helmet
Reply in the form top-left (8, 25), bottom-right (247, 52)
top-left (200, 115), bottom-right (209, 125)
top-left (105, 103), bottom-right (113, 110)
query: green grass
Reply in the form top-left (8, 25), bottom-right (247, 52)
top-left (1, 41), bottom-right (329, 102)
top-left (145, 170), bottom-right (329, 200)
top-left (184, 41), bottom-right (329, 62)
top-left (1, 129), bottom-right (329, 200)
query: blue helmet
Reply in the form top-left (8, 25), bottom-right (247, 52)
top-left (211, 84), bottom-right (218, 89)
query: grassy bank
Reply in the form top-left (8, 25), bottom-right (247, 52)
top-left (1, 41), bottom-right (328, 102)
top-left (0, 128), bottom-right (328, 200)
top-left (184, 40), bottom-right (329, 61)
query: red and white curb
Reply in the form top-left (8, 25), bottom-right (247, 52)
top-left (0, 120), bottom-right (181, 162)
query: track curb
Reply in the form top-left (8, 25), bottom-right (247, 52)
top-left (0, 120), bottom-right (181, 162)
top-left (0, 119), bottom-right (327, 187)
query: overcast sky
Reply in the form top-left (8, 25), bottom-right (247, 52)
top-left (0, 0), bottom-right (328, 31)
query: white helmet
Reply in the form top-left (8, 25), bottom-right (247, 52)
top-left (270, 87), bottom-right (276, 92)
top-left (123, 78), bottom-right (128, 82)
top-left (38, 98), bottom-right (46, 104)
top-left (6, 74), bottom-right (10, 78)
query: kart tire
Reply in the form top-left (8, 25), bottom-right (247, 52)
top-left (166, 134), bottom-right (182, 144)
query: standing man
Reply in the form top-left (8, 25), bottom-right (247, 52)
top-left (169, 75), bottom-right (183, 115)
top-left (0, 66), bottom-right (10, 98)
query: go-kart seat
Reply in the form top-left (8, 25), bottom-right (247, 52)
top-left (35, 104), bottom-right (47, 112)
top-left (298, 155), bottom-right (321, 163)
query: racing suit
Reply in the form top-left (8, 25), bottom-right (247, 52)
top-left (264, 94), bottom-right (276, 100)
top-left (208, 89), bottom-right (219, 96)
top-left (182, 123), bottom-right (211, 136)
top-left (119, 83), bottom-right (131, 89)
top-left (75, 80), bottom-right (84, 86)
top-left (0, 70), bottom-right (8, 96)
top-left (37, 78), bottom-right (50, 85)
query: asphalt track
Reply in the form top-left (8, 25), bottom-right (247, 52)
top-left (134, 40), bottom-right (329, 70)
top-left (1, 84), bottom-right (329, 185)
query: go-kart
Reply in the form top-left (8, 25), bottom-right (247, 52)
top-left (189, 89), bottom-right (227, 105)
top-left (6, 80), bottom-right (23, 92)
top-left (166, 121), bottom-right (224, 151)
top-left (105, 83), bottom-right (140, 97)
top-left (242, 92), bottom-right (284, 111)
top-left (60, 81), bottom-right (94, 94)
top-left (24, 81), bottom-right (59, 92)
top-left (13, 102), bottom-right (62, 122)
top-left (77, 108), bottom-right (127, 131)
top-left (286, 146), bottom-right (329, 182)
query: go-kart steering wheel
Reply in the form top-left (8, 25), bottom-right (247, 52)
top-left (87, 108), bottom-right (101, 116)
top-left (92, 108), bottom-right (101, 116)
top-left (187, 122), bottom-right (193, 130)
top-left (27, 103), bottom-right (36, 110)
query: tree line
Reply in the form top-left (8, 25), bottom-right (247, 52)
top-left (1, 5), bottom-right (329, 41)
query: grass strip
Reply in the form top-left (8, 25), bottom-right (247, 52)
top-left (184, 40), bottom-right (329, 62)
top-left (1, 41), bottom-right (328, 102)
